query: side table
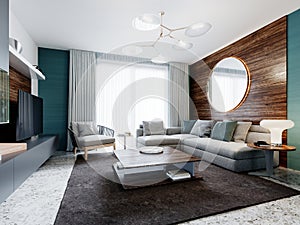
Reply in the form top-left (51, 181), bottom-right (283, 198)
top-left (247, 143), bottom-right (296, 177)
top-left (117, 132), bottom-right (131, 149)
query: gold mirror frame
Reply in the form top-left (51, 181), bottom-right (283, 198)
top-left (207, 57), bottom-right (251, 112)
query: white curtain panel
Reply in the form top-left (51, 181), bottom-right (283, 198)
top-left (95, 55), bottom-right (169, 135)
top-left (67, 49), bottom-right (97, 150)
top-left (168, 62), bottom-right (189, 127)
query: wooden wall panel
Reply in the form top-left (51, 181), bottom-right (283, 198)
top-left (189, 17), bottom-right (287, 166)
top-left (9, 67), bottom-right (31, 102)
top-left (0, 67), bottom-right (31, 142)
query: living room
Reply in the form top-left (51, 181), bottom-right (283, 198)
top-left (1, 0), bottom-right (300, 224)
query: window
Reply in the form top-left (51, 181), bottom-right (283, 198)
top-left (96, 60), bottom-right (169, 135)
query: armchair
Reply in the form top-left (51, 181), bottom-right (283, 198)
top-left (68, 122), bottom-right (116, 160)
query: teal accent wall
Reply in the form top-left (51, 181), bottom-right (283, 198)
top-left (38, 48), bottom-right (69, 150)
top-left (288, 9), bottom-right (300, 170)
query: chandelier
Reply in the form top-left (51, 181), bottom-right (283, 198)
top-left (131, 11), bottom-right (212, 63)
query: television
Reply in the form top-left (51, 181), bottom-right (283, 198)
top-left (16, 90), bottom-right (43, 141)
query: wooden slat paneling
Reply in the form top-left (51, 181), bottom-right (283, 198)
top-left (0, 67), bottom-right (31, 142)
top-left (9, 67), bottom-right (31, 102)
top-left (189, 17), bottom-right (287, 166)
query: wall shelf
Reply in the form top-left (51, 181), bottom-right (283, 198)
top-left (9, 46), bottom-right (46, 80)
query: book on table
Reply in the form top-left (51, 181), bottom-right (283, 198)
top-left (166, 169), bottom-right (191, 181)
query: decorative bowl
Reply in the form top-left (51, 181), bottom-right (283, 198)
top-left (9, 38), bottom-right (23, 54)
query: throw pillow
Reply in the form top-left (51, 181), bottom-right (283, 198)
top-left (77, 122), bottom-right (98, 137)
top-left (181, 120), bottom-right (196, 134)
top-left (190, 120), bottom-right (216, 137)
top-left (199, 120), bottom-right (216, 137)
top-left (211, 121), bottom-right (237, 142)
top-left (233, 122), bottom-right (252, 143)
top-left (143, 120), bottom-right (166, 136)
top-left (190, 120), bottom-right (201, 136)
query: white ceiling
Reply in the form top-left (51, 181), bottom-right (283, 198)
top-left (10, 0), bottom-right (300, 64)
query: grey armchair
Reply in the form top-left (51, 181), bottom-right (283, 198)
top-left (68, 122), bottom-right (116, 160)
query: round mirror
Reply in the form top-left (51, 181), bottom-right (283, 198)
top-left (207, 57), bottom-right (250, 112)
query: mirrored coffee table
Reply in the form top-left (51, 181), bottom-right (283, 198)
top-left (113, 146), bottom-right (202, 189)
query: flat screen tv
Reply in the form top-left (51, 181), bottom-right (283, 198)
top-left (16, 90), bottom-right (43, 141)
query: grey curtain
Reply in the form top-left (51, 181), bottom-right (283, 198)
top-left (67, 49), bottom-right (97, 150)
top-left (168, 62), bottom-right (189, 127)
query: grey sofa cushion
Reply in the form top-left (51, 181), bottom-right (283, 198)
top-left (182, 137), bottom-right (264, 160)
top-left (246, 132), bottom-right (271, 144)
top-left (137, 135), bottom-right (180, 146)
top-left (171, 134), bottom-right (199, 140)
top-left (71, 121), bottom-right (98, 137)
top-left (181, 120), bottom-right (196, 134)
top-left (143, 120), bottom-right (166, 136)
top-left (166, 127), bottom-right (181, 135)
top-left (77, 123), bottom-right (98, 137)
top-left (180, 145), bottom-right (268, 172)
top-left (190, 120), bottom-right (215, 137)
top-left (249, 125), bottom-right (270, 133)
top-left (136, 128), bottom-right (143, 137)
top-left (245, 125), bottom-right (270, 143)
top-left (211, 121), bottom-right (237, 142)
top-left (77, 135), bottom-right (115, 147)
top-left (233, 122), bottom-right (252, 143)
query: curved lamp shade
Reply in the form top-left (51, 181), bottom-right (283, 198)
top-left (173, 40), bottom-right (193, 50)
top-left (151, 54), bottom-right (168, 64)
top-left (260, 120), bottom-right (295, 146)
top-left (132, 14), bottom-right (160, 31)
top-left (185, 22), bottom-right (212, 37)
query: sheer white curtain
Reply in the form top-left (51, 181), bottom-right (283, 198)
top-left (67, 49), bottom-right (96, 150)
top-left (95, 58), bottom-right (169, 135)
top-left (168, 62), bottom-right (189, 127)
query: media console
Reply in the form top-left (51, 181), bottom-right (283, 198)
top-left (0, 135), bottom-right (58, 203)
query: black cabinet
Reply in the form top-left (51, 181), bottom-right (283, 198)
top-left (0, 161), bottom-right (13, 202)
top-left (0, 135), bottom-right (58, 203)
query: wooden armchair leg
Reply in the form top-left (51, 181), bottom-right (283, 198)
top-left (73, 147), bottom-right (77, 155)
top-left (84, 149), bottom-right (88, 160)
top-left (113, 143), bottom-right (116, 150)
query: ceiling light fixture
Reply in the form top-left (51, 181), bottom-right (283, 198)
top-left (173, 40), bottom-right (193, 50)
top-left (151, 54), bottom-right (169, 64)
top-left (132, 14), bottom-right (160, 31)
top-left (132, 11), bottom-right (212, 63)
top-left (122, 45), bottom-right (143, 56)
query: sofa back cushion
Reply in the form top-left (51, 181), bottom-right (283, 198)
top-left (249, 125), bottom-right (270, 133)
top-left (181, 120), bottom-right (196, 134)
top-left (211, 121), bottom-right (237, 142)
top-left (246, 125), bottom-right (271, 143)
top-left (143, 120), bottom-right (166, 136)
top-left (232, 122), bottom-right (252, 143)
top-left (190, 120), bottom-right (215, 137)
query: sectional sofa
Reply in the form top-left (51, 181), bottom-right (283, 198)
top-left (136, 120), bottom-right (278, 172)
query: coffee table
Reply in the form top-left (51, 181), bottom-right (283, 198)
top-left (113, 146), bottom-right (201, 189)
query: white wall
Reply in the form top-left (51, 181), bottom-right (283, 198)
top-left (9, 10), bottom-right (38, 95)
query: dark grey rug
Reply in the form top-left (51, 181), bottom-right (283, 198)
top-left (54, 153), bottom-right (299, 225)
